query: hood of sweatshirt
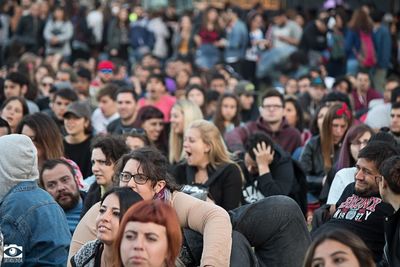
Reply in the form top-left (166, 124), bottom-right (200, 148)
top-left (0, 134), bottom-right (38, 202)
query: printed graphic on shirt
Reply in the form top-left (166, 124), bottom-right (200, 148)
top-left (3, 243), bottom-right (23, 263)
top-left (333, 194), bottom-right (382, 222)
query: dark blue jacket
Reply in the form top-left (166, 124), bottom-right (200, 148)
top-left (373, 24), bottom-right (392, 68)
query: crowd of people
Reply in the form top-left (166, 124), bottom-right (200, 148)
top-left (1, 0), bottom-right (400, 266)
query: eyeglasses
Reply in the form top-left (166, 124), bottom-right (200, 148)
top-left (41, 82), bottom-right (53, 87)
top-left (100, 69), bottom-right (113, 74)
top-left (119, 172), bottom-right (149, 184)
top-left (261, 104), bottom-right (283, 110)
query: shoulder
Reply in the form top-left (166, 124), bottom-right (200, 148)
top-left (71, 239), bottom-right (102, 266)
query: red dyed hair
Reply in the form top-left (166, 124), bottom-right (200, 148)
top-left (113, 200), bottom-right (182, 267)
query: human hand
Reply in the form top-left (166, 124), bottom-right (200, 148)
top-left (253, 142), bottom-right (274, 175)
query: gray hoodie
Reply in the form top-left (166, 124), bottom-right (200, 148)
top-left (0, 134), bottom-right (38, 202)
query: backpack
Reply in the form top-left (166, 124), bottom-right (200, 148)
top-left (130, 23), bottom-right (155, 50)
top-left (356, 31), bottom-right (376, 68)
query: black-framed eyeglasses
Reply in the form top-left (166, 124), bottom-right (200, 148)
top-left (119, 172), bottom-right (149, 185)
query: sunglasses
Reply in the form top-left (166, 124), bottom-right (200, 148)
top-left (41, 82), bottom-right (53, 87)
top-left (100, 69), bottom-right (113, 74)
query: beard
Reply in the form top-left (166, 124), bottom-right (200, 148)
top-left (56, 191), bottom-right (80, 211)
top-left (354, 182), bottom-right (379, 198)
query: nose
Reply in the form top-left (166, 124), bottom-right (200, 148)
top-left (133, 235), bottom-right (145, 250)
top-left (355, 168), bottom-right (364, 181)
top-left (127, 178), bottom-right (137, 190)
top-left (56, 182), bottom-right (66, 192)
top-left (92, 161), bottom-right (99, 173)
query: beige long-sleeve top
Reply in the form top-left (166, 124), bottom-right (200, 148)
top-left (68, 191), bottom-right (232, 267)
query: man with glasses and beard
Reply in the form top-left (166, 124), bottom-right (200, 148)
top-left (312, 141), bottom-right (399, 262)
top-left (40, 159), bottom-right (85, 234)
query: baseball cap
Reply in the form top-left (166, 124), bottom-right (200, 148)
top-left (63, 101), bottom-right (91, 119)
top-left (311, 76), bottom-right (326, 88)
top-left (235, 81), bottom-right (256, 96)
top-left (97, 60), bottom-right (115, 71)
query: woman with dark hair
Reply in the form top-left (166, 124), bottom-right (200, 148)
top-left (107, 5), bottom-right (130, 60)
top-left (194, 6), bottom-right (222, 70)
top-left (284, 96), bottom-right (312, 146)
top-left (325, 124), bottom-right (374, 205)
top-left (303, 228), bottom-right (375, 267)
top-left (81, 135), bottom-right (131, 218)
top-left (172, 14), bottom-right (196, 60)
top-left (186, 83), bottom-right (207, 115)
top-left (0, 96), bottom-right (29, 133)
top-left (345, 8), bottom-right (375, 75)
top-left (124, 130), bottom-right (151, 151)
top-left (212, 93), bottom-right (241, 135)
top-left (300, 103), bottom-right (353, 200)
top-left (70, 146), bottom-right (311, 267)
top-left (132, 106), bottom-right (168, 155)
top-left (16, 113), bottom-right (64, 169)
top-left (43, 5), bottom-right (73, 58)
top-left (70, 187), bottom-right (143, 267)
top-left (113, 200), bottom-right (182, 267)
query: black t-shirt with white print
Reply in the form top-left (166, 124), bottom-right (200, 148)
top-left (313, 182), bottom-right (393, 262)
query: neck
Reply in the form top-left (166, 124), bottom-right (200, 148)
top-left (268, 120), bottom-right (282, 132)
top-left (197, 161), bottom-right (209, 170)
top-left (121, 113), bottom-right (137, 126)
top-left (101, 243), bottom-right (114, 267)
top-left (66, 132), bottom-right (88, 144)
top-left (357, 88), bottom-right (368, 96)
top-left (387, 194), bottom-right (400, 212)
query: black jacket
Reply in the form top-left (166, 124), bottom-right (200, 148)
top-left (172, 162), bottom-right (243, 211)
top-left (381, 208), bottom-right (400, 266)
top-left (244, 143), bottom-right (306, 214)
top-left (80, 182), bottom-right (100, 218)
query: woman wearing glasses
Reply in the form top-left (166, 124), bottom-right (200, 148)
top-left (70, 146), bottom-right (311, 267)
top-left (69, 146), bottom-right (232, 266)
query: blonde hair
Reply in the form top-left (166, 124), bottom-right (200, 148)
top-left (186, 119), bottom-right (233, 168)
top-left (169, 100), bottom-right (203, 163)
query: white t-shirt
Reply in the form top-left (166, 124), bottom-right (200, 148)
top-left (327, 167), bottom-right (357, 205)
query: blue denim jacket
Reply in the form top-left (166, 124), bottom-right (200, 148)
top-left (0, 181), bottom-right (71, 266)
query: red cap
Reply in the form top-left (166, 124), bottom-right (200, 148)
top-left (97, 60), bottom-right (115, 71)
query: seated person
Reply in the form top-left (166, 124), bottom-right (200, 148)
top-left (243, 132), bottom-right (306, 213)
top-left (40, 159), bottom-right (86, 234)
top-left (312, 141), bottom-right (398, 262)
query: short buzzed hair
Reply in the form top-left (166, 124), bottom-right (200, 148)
top-left (379, 156), bottom-right (400, 194)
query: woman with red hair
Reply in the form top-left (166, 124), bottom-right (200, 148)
top-left (114, 200), bottom-right (182, 267)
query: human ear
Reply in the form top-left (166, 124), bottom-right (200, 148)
top-left (154, 180), bottom-right (166, 194)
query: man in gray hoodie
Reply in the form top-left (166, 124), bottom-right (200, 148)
top-left (0, 134), bottom-right (71, 266)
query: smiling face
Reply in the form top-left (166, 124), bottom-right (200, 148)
top-left (142, 118), bottom-right (164, 142)
top-left (354, 158), bottom-right (380, 197)
top-left (91, 148), bottom-right (115, 187)
top-left (170, 107), bottom-right (184, 134)
top-left (96, 193), bottom-right (120, 245)
top-left (120, 221), bottom-right (168, 267)
top-left (1, 99), bottom-right (24, 132)
top-left (119, 159), bottom-right (165, 200)
top-left (312, 239), bottom-right (360, 267)
top-left (183, 128), bottom-right (210, 167)
top-left (64, 115), bottom-right (87, 136)
top-left (146, 78), bottom-right (165, 101)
